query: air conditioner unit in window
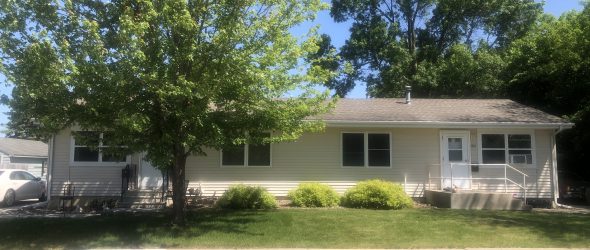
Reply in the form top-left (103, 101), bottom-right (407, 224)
top-left (510, 154), bottom-right (530, 164)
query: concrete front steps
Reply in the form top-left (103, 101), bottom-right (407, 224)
top-left (119, 189), bottom-right (166, 209)
top-left (424, 190), bottom-right (532, 210)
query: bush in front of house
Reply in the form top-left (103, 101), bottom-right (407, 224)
top-left (341, 179), bottom-right (413, 209)
top-left (216, 184), bottom-right (278, 209)
top-left (288, 182), bottom-right (340, 207)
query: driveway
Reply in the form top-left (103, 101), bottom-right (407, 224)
top-left (0, 200), bottom-right (54, 218)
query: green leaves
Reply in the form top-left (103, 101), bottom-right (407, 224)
top-left (0, 0), bottom-right (333, 166)
top-left (324, 0), bottom-right (541, 97)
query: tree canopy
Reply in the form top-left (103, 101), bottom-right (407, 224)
top-left (505, 6), bottom-right (590, 178)
top-left (322, 0), bottom-right (542, 97)
top-left (0, 0), bottom-right (334, 224)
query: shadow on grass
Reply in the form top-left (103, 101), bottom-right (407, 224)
top-left (0, 209), bottom-right (267, 249)
top-left (423, 209), bottom-right (590, 246)
top-left (0, 208), bottom-right (588, 249)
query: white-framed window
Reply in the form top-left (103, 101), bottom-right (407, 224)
top-left (221, 132), bottom-right (271, 167)
top-left (70, 131), bottom-right (130, 166)
top-left (479, 132), bottom-right (534, 165)
top-left (342, 132), bottom-right (391, 167)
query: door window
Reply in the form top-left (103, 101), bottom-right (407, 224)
top-left (448, 138), bottom-right (463, 162)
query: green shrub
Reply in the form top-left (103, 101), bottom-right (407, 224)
top-left (341, 179), bottom-right (413, 209)
top-left (216, 184), bottom-right (278, 209)
top-left (288, 182), bottom-right (340, 207)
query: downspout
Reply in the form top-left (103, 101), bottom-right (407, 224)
top-left (46, 135), bottom-right (56, 203)
top-left (551, 126), bottom-right (571, 209)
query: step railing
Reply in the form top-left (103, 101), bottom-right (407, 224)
top-left (427, 163), bottom-right (528, 203)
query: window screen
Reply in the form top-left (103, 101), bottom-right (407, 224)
top-left (73, 131), bottom-right (100, 162)
top-left (248, 143), bottom-right (271, 166)
top-left (222, 145), bottom-right (245, 166)
top-left (481, 134), bottom-right (505, 164)
top-left (508, 134), bottom-right (532, 164)
top-left (222, 133), bottom-right (271, 166)
top-left (481, 134), bottom-right (533, 165)
top-left (368, 134), bottom-right (390, 166)
top-left (342, 133), bottom-right (364, 166)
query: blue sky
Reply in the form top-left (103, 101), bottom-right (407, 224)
top-left (0, 0), bottom-right (584, 136)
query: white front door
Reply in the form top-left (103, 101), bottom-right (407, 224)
top-left (139, 154), bottom-right (163, 189)
top-left (441, 131), bottom-right (471, 189)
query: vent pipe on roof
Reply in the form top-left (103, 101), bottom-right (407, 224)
top-left (405, 85), bottom-right (412, 104)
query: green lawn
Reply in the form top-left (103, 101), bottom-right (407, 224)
top-left (1, 208), bottom-right (589, 249)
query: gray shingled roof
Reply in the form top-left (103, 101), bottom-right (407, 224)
top-left (0, 138), bottom-right (48, 158)
top-left (318, 99), bottom-right (571, 127)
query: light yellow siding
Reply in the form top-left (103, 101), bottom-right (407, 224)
top-left (50, 128), bottom-right (134, 197)
top-left (186, 128), bottom-right (439, 197)
top-left (49, 127), bottom-right (557, 199)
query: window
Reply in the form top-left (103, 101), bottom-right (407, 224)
top-left (9, 171), bottom-right (35, 180)
top-left (508, 134), bottom-right (532, 164)
top-left (73, 131), bottom-right (100, 162)
top-left (71, 131), bottom-right (128, 164)
top-left (342, 133), bottom-right (390, 167)
top-left (447, 138), bottom-right (464, 161)
top-left (481, 133), bottom-right (533, 165)
top-left (221, 133), bottom-right (271, 167)
top-left (342, 133), bottom-right (364, 166)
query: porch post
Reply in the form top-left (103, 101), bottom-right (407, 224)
top-left (504, 165), bottom-right (508, 193)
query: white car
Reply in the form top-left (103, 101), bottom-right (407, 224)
top-left (0, 169), bottom-right (47, 207)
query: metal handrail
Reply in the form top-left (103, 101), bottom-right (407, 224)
top-left (505, 164), bottom-right (529, 177)
top-left (429, 163), bottom-right (528, 203)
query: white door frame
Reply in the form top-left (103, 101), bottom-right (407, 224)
top-left (440, 130), bottom-right (471, 189)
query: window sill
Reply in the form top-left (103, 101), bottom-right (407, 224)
top-left (341, 166), bottom-right (392, 169)
top-left (70, 162), bottom-right (129, 167)
top-left (220, 165), bottom-right (272, 168)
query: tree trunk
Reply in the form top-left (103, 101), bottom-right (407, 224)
top-left (171, 151), bottom-right (187, 225)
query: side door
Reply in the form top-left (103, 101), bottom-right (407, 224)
top-left (440, 131), bottom-right (471, 189)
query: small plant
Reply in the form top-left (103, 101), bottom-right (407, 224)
top-left (341, 179), bottom-right (413, 209)
top-left (216, 184), bottom-right (278, 209)
top-left (288, 182), bottom-right (340, 207)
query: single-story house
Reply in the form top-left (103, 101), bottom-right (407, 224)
top-left (45, 98), bottom-right (573, 208)
top-left (0, 138), bottom-right (48, 177)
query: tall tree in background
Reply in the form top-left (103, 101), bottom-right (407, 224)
top-left (0, 0), bottom-right (334, 224)
top-left (325, 0), bottom-right (541, 97)
top-left (505, 4), bottom-right (590, 178)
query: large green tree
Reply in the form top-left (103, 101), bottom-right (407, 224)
top-left (505, 5), bottom-right (590, 179)
top-left (0, 0), bottom-right (334, 224)
top-left (325, 0), bottom-right (541, 97)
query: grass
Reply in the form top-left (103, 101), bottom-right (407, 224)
top-left (1, 208), bottom-right (589, 249)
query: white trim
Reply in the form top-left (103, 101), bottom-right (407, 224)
top-left (324, 120), bottom-right (573, 129)
top-left (9, 155), bottom-right (48, 159)
top-left (46, 135), bottom-right (55, 199)
top-left (477, 129), bottom-right (536, 168)
top-left (220, 133), bottom-right (273, 168)
top-left (69, 132), bottom-right (130, 167)
top-left (340, 131), bottom-right (392, 168)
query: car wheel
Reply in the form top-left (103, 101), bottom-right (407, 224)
top-left (3, 189), bottom-right (16, 207)
top-left (39, 192), bottom-right (47, 202)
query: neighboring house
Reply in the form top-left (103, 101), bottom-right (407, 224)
top-left (0, 138), bottom-right (48, 177)
top-left (45, 98), bottom-right (573, 208)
